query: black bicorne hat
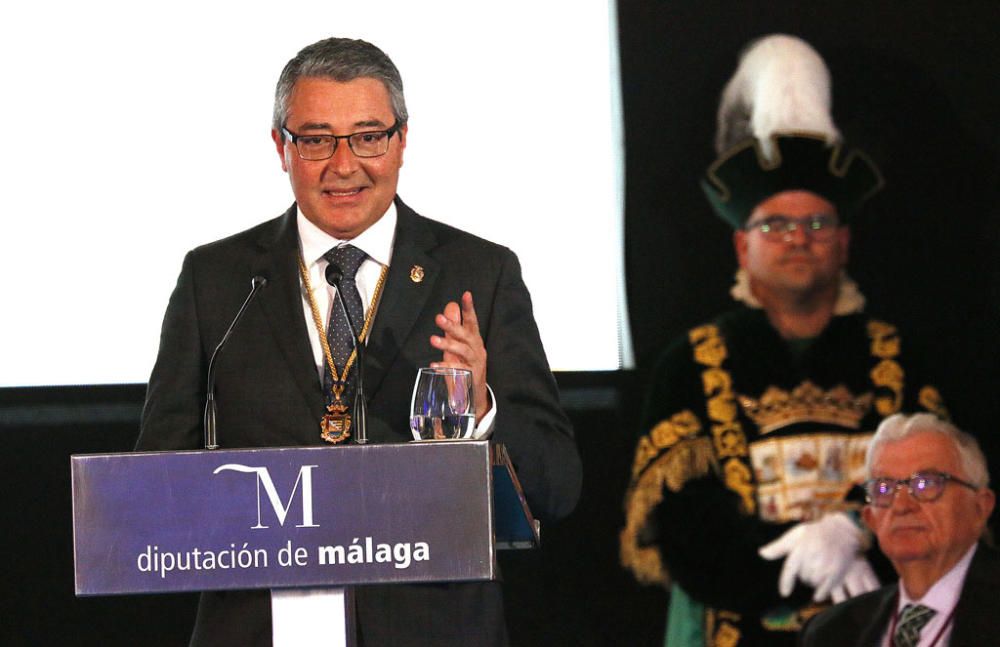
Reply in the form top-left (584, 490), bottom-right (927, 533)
top-left (702, 132), bottom-right (883, 228)
top-left (703, 35), bottom-right (884, 228)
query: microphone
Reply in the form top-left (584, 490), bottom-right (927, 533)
top-left (325, 263), bottom-right (343, 287)
top-left (325, 263), bottom-right (368, 444)
top-left (203, 275), bottom-right (268, 450)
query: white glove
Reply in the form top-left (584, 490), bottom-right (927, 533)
top-left (829, 556), bottom-right (879, 603)
top-left (758, 512), bottom-right (867, 601)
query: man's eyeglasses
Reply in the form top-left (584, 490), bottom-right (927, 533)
top-left (281, 121), bottom-right (402, 160)
top-left (863, 471), bottom-right (980, 508)
top-left (744, 214), bottom-right (840, 242)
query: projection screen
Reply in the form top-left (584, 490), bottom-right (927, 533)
top-left (0, 0), bottom-right (630, 387)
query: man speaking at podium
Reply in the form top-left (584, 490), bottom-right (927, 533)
top-left (135, 37), bottom-right (581, 646)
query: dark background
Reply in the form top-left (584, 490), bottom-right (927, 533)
top-left (3, 2), bottom-right (998, 645)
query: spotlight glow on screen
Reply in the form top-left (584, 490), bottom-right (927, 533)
top-left (0, 0), bottom-right (629, 387)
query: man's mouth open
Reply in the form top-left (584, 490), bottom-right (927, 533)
top-left (324, 188), bottom-right (364, 197)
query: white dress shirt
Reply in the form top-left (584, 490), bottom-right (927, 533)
top-left (881, 543), bottom-right (978, 646)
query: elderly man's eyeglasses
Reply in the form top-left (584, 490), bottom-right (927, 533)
top-left (864, 471), bottom-right (979, 508)
top-left (281, 121), bottom-right (401, 160)
top-left (745, 214), bottom-right (840, 242)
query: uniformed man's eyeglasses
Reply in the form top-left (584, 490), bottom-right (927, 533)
top-left (745, 214), bottom-right (840, 242)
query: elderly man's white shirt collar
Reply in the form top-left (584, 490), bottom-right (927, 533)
top-left (898, 542), bottom-right (977, 608)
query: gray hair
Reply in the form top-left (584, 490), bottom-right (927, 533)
top-left (272, 37), bottom-right (408, 136)
top-left (866, 413), bottom-right (990, 488)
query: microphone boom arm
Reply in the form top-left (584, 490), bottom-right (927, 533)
top-left (203, 276), bottom-right (268, 450)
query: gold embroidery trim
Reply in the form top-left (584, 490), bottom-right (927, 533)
top-left (690, 324), bottom-right (728, 367)
top-left (707, 609), bottom-right (742, 647)
top-left (919, 385), bottom-right (950, 420)
top-left (867, 320), bottom-right (904, 416)
top-left (738, 382), bottom-right (873, 434)
top-left (691, 325), bottom-right (755, 514)
top-left (620, 436), bottom-right (715, 586)
top-left (630, 410), bottom-right (702, 478)
top-left (620, 323), bottom-right (757, 586)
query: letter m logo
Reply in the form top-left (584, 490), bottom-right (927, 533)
top-left (213, 464), bottom-right (320, 529)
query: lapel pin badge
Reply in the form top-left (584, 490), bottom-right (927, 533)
top-left (410, 265), bottom-right (424, 283)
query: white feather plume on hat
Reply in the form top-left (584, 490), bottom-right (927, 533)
top-left (715, 34), bottom-right (840, 160)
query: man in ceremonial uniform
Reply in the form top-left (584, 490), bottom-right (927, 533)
top-left (801, 413), bottom-right (998, 646)
top-left (620, 35), bottom-right (946, 646)
top-left (136, 37), bottom-right (581, 646)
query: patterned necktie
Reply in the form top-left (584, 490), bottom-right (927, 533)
top-left (893, 603), bottom-right (936, 647)
top-left (322, 244), bottom-right (367, 408)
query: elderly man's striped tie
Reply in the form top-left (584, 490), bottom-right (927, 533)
top-left (893, 603), bottom-right (936, 647)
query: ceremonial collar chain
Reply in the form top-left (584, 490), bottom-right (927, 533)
top-left (297, 252), bottom-right (388, 441)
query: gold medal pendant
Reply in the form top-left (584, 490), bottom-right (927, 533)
top-left (321, 401), bottom-right (352, 444)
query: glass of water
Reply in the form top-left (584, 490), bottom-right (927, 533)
top-left (409, 367), bottom-right (476, 440)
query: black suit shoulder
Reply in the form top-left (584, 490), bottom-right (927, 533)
top-left (182, 209), bottom-right (291, 274)
top-left (193, 212), bottom-right (284, 251)
top-left (394, 201), bottom-right (520, 282)
top-left (406, 208), bottom-right (507, 250)
top-left (951, 544), bottom-right (1000, 646)
top-left (799, 586), bottom-right (895, 647)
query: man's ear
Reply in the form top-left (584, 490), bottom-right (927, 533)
top-left (397, 124), bottom-right (407, 167)
top-left (271, 128), bottom-right (289, 173)
top-left (734, 229), bottom-right (748, 269)
top-left (976, 488), bottom-right (996, 524)
top-left (837, 225), bottom-right (851, 266)
top-left (861, 505), bottom-right (876, 531)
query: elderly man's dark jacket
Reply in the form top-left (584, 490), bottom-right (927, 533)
top-left (798, 543), bottom-right (1000, 647)
top-left (135, 198), bottom-right (582, 646)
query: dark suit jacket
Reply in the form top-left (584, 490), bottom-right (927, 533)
top-left (136, 198), bottom-right (582, 646)
top-left (798, 543), bottom-right (1000, 647)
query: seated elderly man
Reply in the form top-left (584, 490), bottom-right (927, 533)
top-left (799, 413), bottom-right (998, 646)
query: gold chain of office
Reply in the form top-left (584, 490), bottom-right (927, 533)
top-left (297, 252), bottom-right (388, 442)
